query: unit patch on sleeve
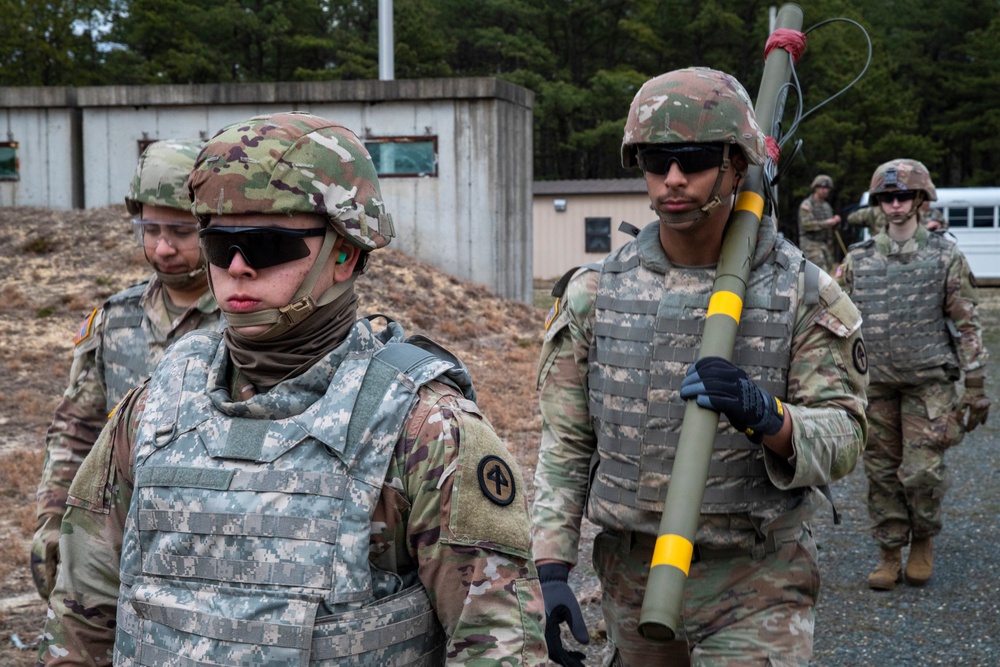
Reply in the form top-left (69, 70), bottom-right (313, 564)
top-left (852, 338), bottom-right (869, 375)
top-left (477, 455), bottom-right (516, 506)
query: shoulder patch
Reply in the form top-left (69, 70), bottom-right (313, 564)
top-left (851, 338), bottom-right (869, 375)
top-left (447, 413), bottom-right (531, 558)
top-left (477, 455), bottom-right (516, 506)
top-left (544, 297), bottom-right (560, 331)
top-left (74, 308), bottom-right (99, 345)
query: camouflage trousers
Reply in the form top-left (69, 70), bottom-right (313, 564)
top-left (592, 526), bottom-right (818, 667)
top-left (798, 238), bottom-right (835, 274)
top-left (864, 381), bottom-right (962, 549)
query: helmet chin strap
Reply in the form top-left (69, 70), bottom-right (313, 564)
top-left (155, 259), bottom-right (208, 291)
top-left (656, 144), bottom-right (732, 227)
top-left (222, 228), bottom-right (355, 342)
top-left (886, 192), bottom-right (924, 226)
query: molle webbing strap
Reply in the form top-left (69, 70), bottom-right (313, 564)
top-left (139, 509), bottom-right (340, 543)
top-left (599, 455), bottom-right (770, 481)
top-left (312, 596), bottom-right (442, 660)
top-left (143, 551), bottom-right (329, 588)
top-left (124, 601), bottom-right (313, 650)
top-left (589, 428), bottom-right (758, 456)
top-left (106, 313), bottom-right (144, 329)
top-left (135, 467), bottom-right (349, 498)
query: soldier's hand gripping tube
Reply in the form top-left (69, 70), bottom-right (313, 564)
top-left (680, 357), bottom-right (785, 443)
top-left (638, 2), bottom-right (804, 642)
top-left (539, 563), bottom-right (589, 666)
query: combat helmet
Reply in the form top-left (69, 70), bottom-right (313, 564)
top-left (126, 138), bottom-right (208, 290)
top-left (869, 158), bottom-right (937, 201)
top-left (188, 112), bottom-right (392, 341)
top-left (621, 67), bottom-right (766, 169)
top-left (621, 68), bottom-right (766, 226)
top-left (811, 174), bottom-right (834, 190)
top-left (125, 138), bottom-right (204, 215)
top-left (188, 111), bottom-right (394, 252)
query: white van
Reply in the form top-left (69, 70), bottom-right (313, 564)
top-left (856, 187), bottom-right (1000, 283)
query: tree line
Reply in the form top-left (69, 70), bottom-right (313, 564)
top-left (2, 0), bottom-right (999, 220)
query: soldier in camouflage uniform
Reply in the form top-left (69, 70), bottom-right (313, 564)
top-left (848, 188), bottom-right (948, 236)
top-left (36, 112), bottom-right (547, 666)
top-left (531, 68), bottom-right (869, 667)
top-left (797, 174), bottom-right (841, 272)
top-left (31, 139), bottom-right (224, 601)
top-left (839, 159), bottom-right (990, 591)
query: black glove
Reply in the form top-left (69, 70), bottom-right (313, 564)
top-left (680, 356), bottom-right (785, 443)
top-left (538, 562), bottom-right (588, 667)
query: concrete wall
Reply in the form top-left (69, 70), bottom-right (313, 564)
top-left (0, 79), bottom-right (534, 302)
top-left (532, 180), bottom-right (653, 280)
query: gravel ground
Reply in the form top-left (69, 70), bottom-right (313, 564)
top-left (555, 293), bottom-right (1000, 666)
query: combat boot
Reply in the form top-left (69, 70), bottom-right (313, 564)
top-left (867, 547), bottom-right (902, 591)
top-left (905, 538), bottom-right (933, 586)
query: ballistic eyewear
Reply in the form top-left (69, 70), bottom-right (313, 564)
top-left (199, 226), bottom-right (327, 270)
top-left (636, 144), bottom-right (726, 175)
top-left (875, 190), bottom-right (918, 205)
top-left (132, 218), bottom-right (201, 251)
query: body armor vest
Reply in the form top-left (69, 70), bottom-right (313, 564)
top-left (99, 281), bottom-right (223, 412)
top-left (850, 234), bottom-right (958, 385)
top-left (586, 235), bottom-right (804, 538)
top-left (100, 282), bottom-right (158, 411)
top-left (115, 320), bottom-right (472, 666)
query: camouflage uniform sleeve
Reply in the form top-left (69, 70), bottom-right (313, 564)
top-left (798, 197), bottom-right (827, 233)
top-left (33, 311), bottom-right (112, 598)
top-left (530, 269), bottom-right (599, 565)
top-left (945, 247), bottom-right (988, 373)
top-left (37, 386), bottom-right (142, 667)
top-left (847, 207), bottom-right (885, 235)
top-left (36, 309), bottom-right (110, 524)
top-left (378, 382), bottom-right (547, 666)
top-left (765, 270), bottom-right (869, 488)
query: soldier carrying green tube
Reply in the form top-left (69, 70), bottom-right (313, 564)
top-left (530, 5), bottom-right (869, 665)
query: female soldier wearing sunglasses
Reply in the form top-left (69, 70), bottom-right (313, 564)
top-left (38, 112), bottom-right (547, 666)
top-left (838, 159), bottom-right (990, 591)
top-left (531, 67), bottom-right (869, 666)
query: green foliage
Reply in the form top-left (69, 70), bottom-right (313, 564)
top-left (5, 0), bottom-right (1000, 202)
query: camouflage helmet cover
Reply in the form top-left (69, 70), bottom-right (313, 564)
top-left (869, 158), bottom-right (937, 202)
top-left (125, 138), bottom-right (204, 215)
top-left (811, 174), bottom-right (833, 189)
top-left (188, 111), bottom-right (394, 251)
top-left (621, 67), bottom-right (767, 168)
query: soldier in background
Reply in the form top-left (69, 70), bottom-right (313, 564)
top-left (37, 112), bottom-right (547, 666)
top-left (797, 174), bottom-right (841, 272)
top-left (30, 139), bottom-right (224, 600)
top-left (848, 192), bottom-right (948, 235)
top-left (838, 158), bottom-right (990, 591)
top-left (531, 68), bottom-right (868, 666)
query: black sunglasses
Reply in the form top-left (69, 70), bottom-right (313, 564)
top-left (199, 226), bottom-right (327, 270)
top-left (636, 144), bottom-right (726, 175)
top-left (875, 190), bottom-right (918, 205)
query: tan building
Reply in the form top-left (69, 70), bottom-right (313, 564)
top-left (533, 179), bottom-right (651, 280)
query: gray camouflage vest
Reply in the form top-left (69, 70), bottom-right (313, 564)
top-left (99, 282), bottom-right (157, 411)
top-left (115, 319), bottom-right (473, 666)
top-left (99, 281), bottom-right (223, 412)
top-left (850, 234), bottom-right (958, 384)
top-left (587, 234), bottom-right (804, 536)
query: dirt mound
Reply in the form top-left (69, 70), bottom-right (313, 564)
top-left (0, 206), bottom-right (547, 664)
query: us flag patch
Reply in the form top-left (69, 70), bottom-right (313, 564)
top-left (74, 308), bottom-right (99, 345)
